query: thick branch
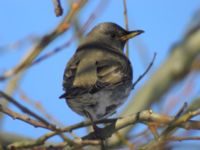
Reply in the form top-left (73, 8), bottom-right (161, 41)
top-left (109, 18), bottom-right (200, 145)
top-left (0, 0), bottom-right (86, 81)
top-left (7, 109), bottom-right (200, 149)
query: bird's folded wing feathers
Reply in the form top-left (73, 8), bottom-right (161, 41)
top-left (73, 57), bottom-right (97, 87)
top-left (62, 50), bottom-right (130, 98)
top-left (96, 59), bottom-right (124, 85)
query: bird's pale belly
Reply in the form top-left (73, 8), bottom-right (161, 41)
top-left (66, 83), bottom-right (132, 120)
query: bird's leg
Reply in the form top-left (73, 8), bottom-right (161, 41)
top-left (83, 110), bottom-right (104, 139)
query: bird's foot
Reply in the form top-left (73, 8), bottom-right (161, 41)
top-left (92, 123), bottom-right (105, 140)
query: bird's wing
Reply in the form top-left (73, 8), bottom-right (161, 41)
top-left (60, 50), bottom-right (99, 98)
top-left (61, 52), bottom-right (81, 97)
top-left (60, 48), bottom-right (132, 99)
top-left (94, 53), bottom-right (132, 92)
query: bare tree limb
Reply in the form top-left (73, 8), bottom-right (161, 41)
top-left (123, 0), bottom-right (129, 56)
top-left (109, 17), bottom-right (200, 146)
top-left (31, 0), bottom-right (107, 68)
top-left (141, 108), bottom-right (200, 150)
top-left (167, 136), bottom-right (200, 141)
top-left (0, 0), bottom-right (87, 81)
top-left (132, 52), bottom-right (157, 89)
top-left (0, 91), bottom-right (55, 129)
top-left (6, 109), bottom-right (200, 149)
top-left (0, 104), bottom-right (51, 130)
top-left (18, 88), bottom-right (63, 126)
top-left (0, 0), bottom-right (87, 129)
top-left (0, 91), bottom-right (74, 144)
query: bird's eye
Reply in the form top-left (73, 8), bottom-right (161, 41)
top-left (110, 33), bottom-right (116, 38)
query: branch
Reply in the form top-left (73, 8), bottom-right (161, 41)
top-left (123, 0), bottom-right (129, 56)
top-left (140, 108), bottom-right (200, 150)
top-left (0, 0), bottom-right (87, 81)
top-left (0, 104), bottom-right (51, 130)
top-left (162, 108), bottom-right (200, 137)
top-left (109, 15), bottom-right (200, 146)
top-left (18, 88), bottom-right (63, 126)
top-left (0, 73), bottom-right (22, 124)
top-left (132, 52), bottom-right (156, 89)
top-left (7, 109), bottom-right (200, 149)
top-left (0, 0), bottom-right (87, 126)
top-left (30, 0), bottom-right (108, 68)
top-left (0, 91), bottom-right (74, 144)
top-left (167, 136), bottom-right (200, 141)
top-left (0, 91), bottom-right (55, 129)
top-left (52, 0), bottom-right (63, 17)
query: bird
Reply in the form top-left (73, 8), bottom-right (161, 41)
top-left (59, 22), bottom-right (143, 124)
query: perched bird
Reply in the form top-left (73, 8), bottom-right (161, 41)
top-left (60, 22), bottom-right (143, 122)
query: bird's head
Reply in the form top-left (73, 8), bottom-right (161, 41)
top-left (85, 22), bottom-right (144, 52)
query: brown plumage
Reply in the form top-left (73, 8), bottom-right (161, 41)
top-left (60, 22), bottom-right (143, 120)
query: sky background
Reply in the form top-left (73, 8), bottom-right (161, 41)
top-left (0, 0), bottom-right (200, 149)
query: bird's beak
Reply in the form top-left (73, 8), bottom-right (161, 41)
top-left (120, 30), bottom-right (144, 41)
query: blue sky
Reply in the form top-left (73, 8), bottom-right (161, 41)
top-left (0, 0), bottom-right (200, 149)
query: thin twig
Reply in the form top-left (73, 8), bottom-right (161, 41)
top-left (0, 91), bottom-right (54, 129)
top-left (0, 73), bottom-right (22, 124)
top-left (0, 0), bottom-right (107, 82)
top-left (0, 35), bottom-right (38, 53)
top-left (0, 0), bottom-right (86, 135)
top-left (115, 18), bottom-right (200, 147)
top-left (161, 105), bottom-right (199, 137)
top-left (0, 0), bottom-right (86, 81)
top-left (18, 88), bottom-right (63, 127)
top-left (141, 108), bottom-right (200, 150)
top-left (31, 0), bottom-right (107, 68)
top-left (167, 136), bottom-right (200, 141)
top-left (0, 104), bottom-right (50, 129)
top-left (175, 102), bottom-right (188, 119)
top-left (132, 52), bottom-right (157, 89)
top-left (52, 0), bottom-right (63, 17)
top-left (0, 0), bottom-right (108, 74)
top-left (123, 0), bottom-right (129, 57)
